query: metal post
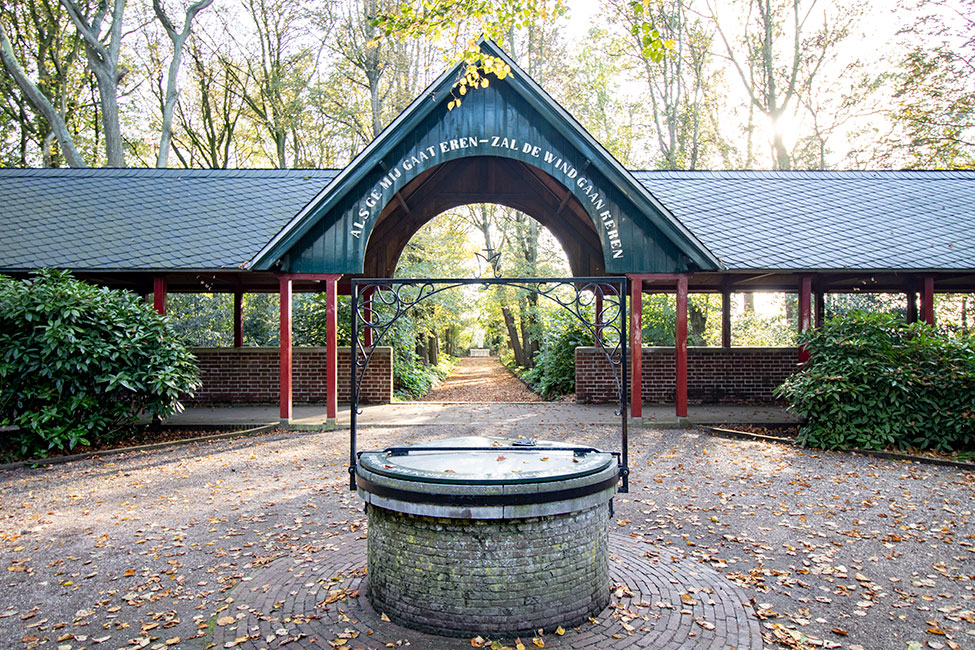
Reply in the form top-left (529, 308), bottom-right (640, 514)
top-left (628, 275), bottom-right (643, 423)
top-left (619, 279), bottom-right (628, 493)
top-left (350, 283), bottom-right (359, 491)
top-left (676, 276), bottom-right (688, 420)
top-left (279, 276), bottom-right (292, 424)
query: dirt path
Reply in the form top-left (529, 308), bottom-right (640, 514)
top-left (418, 356), bottom-right (542, 402)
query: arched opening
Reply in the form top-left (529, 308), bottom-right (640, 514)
top-left (360, 156), bottom-right (607, 278)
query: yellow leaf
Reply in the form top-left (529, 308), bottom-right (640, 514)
top-left (165, 638), bottom-right (180, 646)
top-left (459, 85), bottom-right (467, 96)
top-left (380, 613), bottom-right (391, 622)
top-left (216, 615), bottom-right (235, 626)
top-left (447, 100), bottom-right (455, 111)
top-left (515, 640), bottom-right (526, 650)
top-left (481, 79), bottom-right (489, 88)
top-left (555, 626), bottom-right (565, 635)
top-left (532, 638), bottom-right (544, 647)
top-left (470, 636), bottom-right (485, 647)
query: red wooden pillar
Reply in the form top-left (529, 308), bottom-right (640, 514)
top-left (363, 287), bottom-right (375, 348)
top-left (279, 276), bottom-right (293, 423)
top-left (325, 275), bottom-right (340, 424)
top-left (233, 290), bottom-right (244, 347)
top-left (628, 275), bottom-right (643, 421)
top-left (798, 275), bottom-right (813, 363)
top-left (152, 275), bottom-right (167, 316)
top-left (594, 291), bottom-right (604, 347)
top-left (921, 276), bottom-right (935, 326)
top-left (720, 289), bottom-right (732, 348)
top-left (675, 276), bottom-right (688, 419)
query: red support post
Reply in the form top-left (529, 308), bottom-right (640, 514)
top-left (363, 287), bottom-right (374, 348)
top-left (594, 292), bottom-right (604, 347)
top-left (721, 289), bottom-right (731, 348)
top-left (798, 275), bottom-right (813, 363)
top-left (279, 276), bottom-right (292, 423)
top-left (921, 276), bottom-right (935, 326)
top-left (628, 275), bottom-right (643, 421)
top-left (152, 275), bottom-right (167, 316)
top-left (233, 290), bottom-right (244, 348)
top-left (325, 275), bottom-right (340, 424)
top-left (676, 276), bottom-right (688, 419)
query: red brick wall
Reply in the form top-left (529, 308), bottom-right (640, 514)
top-left (575, 346), bottom-right (799, 404)
top-left (187, 347), bottom-right (393, 405)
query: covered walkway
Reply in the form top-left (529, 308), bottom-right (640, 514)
top-left (165, 401), bottom-right (797, 428)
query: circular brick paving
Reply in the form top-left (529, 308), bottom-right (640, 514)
top-left (213, 533), bottom-right (762, 649)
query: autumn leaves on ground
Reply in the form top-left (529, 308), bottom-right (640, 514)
top-left (0, 358), bottom-right (972, 650)
top-left (420, 357), bottom-right (542, 402)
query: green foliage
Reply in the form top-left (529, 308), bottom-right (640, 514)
top-left (776, 311), bottom-right (975, 452)
top-left (0, 271), bottom-right (200, 459)
top-left (524, 310), bottom-right (594, 399)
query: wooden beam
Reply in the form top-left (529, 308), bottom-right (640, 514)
top-left (798, 275), bottom-right (813, 363)
top-left (922, 275), bottom-right (935, 325)
top-left (676, 275), bottom-right (688, 419)
top-left (152, 275), bottom-right (167, 316)
top-left (233, 290), bottom-right (243, 348)
top-left (628, 275), bottom-right (643, 421)
top-left (325, 274), bottom-right (340, 424)
top-left (279, 276), bottom-right (293, 423)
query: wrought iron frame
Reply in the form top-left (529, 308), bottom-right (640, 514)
top-left (348, 277), bottom-right (629, 492)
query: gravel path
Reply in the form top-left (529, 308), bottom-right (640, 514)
top-left (1, 423), bottom-right (972, 650)
top-left (419, 356), bottom-right (542, 402)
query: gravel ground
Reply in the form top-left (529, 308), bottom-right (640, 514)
top-left (1, 423), bottom-right (973, 650)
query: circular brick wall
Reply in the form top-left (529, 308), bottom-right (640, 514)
top-left (366, 502), bottom-right (610, 637)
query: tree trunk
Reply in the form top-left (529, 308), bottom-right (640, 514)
top-left (689, 301), bottom-right (707, 346)
top-left (502, 306), bottom-right (528, 368)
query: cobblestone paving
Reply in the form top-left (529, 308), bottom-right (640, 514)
top-left (1, 422), bottom-right (972, 650)
top-left (211, 532), bottom-right (761, 650)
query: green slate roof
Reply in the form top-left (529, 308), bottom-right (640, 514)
top-left (634, 170), bottom-right (975, 271)
top-left (0, 167), bottom-right (973, 274)
top-left (0, 168), bottom-right (337, 271)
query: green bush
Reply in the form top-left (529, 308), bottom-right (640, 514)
top-left (525, 311), bottom-right (594, 399)
top-left (776, 311), bottom-right (975, 451)
top-left (0, 270), bottom-right (201, 459)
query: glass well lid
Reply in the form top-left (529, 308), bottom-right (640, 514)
top-left (357, 436), bottom-right (615, 485)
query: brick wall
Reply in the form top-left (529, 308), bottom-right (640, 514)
top-left (575, 346), bottom-right (799, 404)
top-left (368, 504), bottom-right (609, 636)
top-left (187, 347), bottom-right (392, 405)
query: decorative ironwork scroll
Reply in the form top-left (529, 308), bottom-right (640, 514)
top-left (349, 277), bottom-right (629, 492)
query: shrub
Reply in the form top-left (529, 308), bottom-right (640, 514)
top-left (776, 311), bottom-right (975, 451)
top-left (0, 270), bottom-right (201, 459)
top-left (525, 311), bottom-right (594, 399)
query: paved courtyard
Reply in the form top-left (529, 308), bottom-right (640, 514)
top-left (1, 421), bottom-right (972, 649)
